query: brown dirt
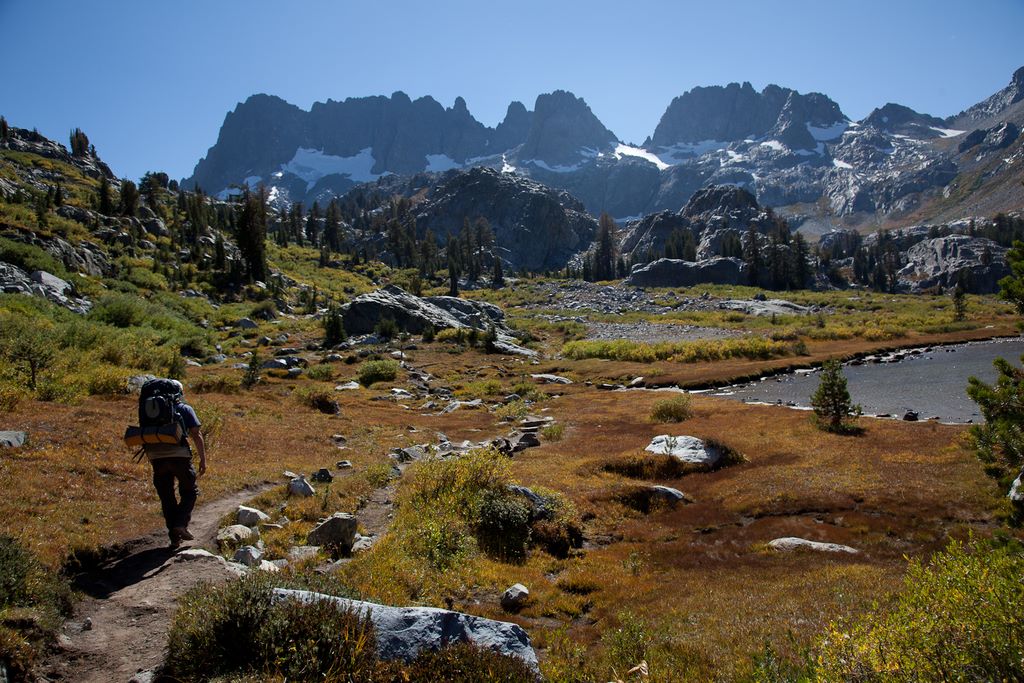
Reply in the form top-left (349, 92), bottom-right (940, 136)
top-left (40, 484), bottom-right (273, 683)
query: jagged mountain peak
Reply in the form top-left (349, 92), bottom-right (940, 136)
top-left (518, 90), bottom-right (617, 167)
top-left (861, 103), bottom-right (945, 135)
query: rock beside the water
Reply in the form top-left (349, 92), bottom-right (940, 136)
top-left (624, 257), bottom-right (744, 288)
top-left (271, 588), bottom-right (539, 672)
top-left (767, 537), bottom-right (858, 554)
top-left (645, 435), bottom-right (722, 467)
top-left (288, 476), bottom-right (316, 497)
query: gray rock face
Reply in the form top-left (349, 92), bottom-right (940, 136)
top-left (625, 257), bottom-right (744, 288)
top-left (232, 545), bottom-right (264, 567)
top-left (306, 512), bottom-right (357, 549)
top-left (412, 167), bottom-right (598, 272)
top-left (897, 236), bottom-right (1009, 293)
top-left (718, 298), bottom-right (810, 317)
top-left (216, 525), bottom-right (256, 548)
top-left (767, 537), bottom-right (858, 554)
top-left (0, 431), bottom-right (26, 448)
top-left (271, 588), bottom-right (539, 672)
top-left (519, 90), bottom-right (617, 167)
top-left (647, 485), bottom-right (690, 505)
top-left (0, 262), bottom-right (91, 314)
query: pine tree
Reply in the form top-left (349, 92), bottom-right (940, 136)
top-left (53, 184), bottom-right (64, 207)
top-left (492, 257), bottom-right (505, 288)
top-left (790, 232), bottom-right (811, 289)
top-left (242, 351), bottom-right (262, 389)
top-left (593, 213), bottom-right (617, 281)
top-left (214, 234), bottom-right (226, 270)
top-left (306, 202), bottom-right (320, 247)
top-left (69, 127), bottom-right (90, 156)
top-left (811, 359), bottom-right (860, 433)
top-left (743, 224), bottom-right (761, 286)
top-left (236, 189), bottom-right (268, 283)
top-left (119, 179), bottom-right (139, 217)
top-left (324, 200), bottom-right (341, 252)
top-left (322, 304), bottom-right (347, 347)
top-left (953, 283), bottom-right (967, 321)
top-left (0, 116), bottom-right (8, 143)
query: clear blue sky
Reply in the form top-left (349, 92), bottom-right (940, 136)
top-left (2, 0), bottom-right (1021, 182)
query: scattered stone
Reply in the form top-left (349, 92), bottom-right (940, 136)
top-left (236, 317), bottom-right (259, 329)
top-left (335, 381), bottom-right (360, 391)
top-left (597, 383), bottom-right (623, 391)
top-left (903, 411), bottom-right (919, 422)
top-left (391, 388), bottom-right (414, 399)
top-left (628, 377), bottom-right (645, 388)
top-left (271, 589), bottom-right (539, 672)
top-left (509, 431), bottom-right (541, 453)
top-left (232, 545), bottom-right (264, 567)
top-left (288, 476), bottom-right (316, 497)
top-left (311, 468), bottom-right (334, 483)
top-left (286, 367), bottom-right (303, 379)
top-left (530, 373), bottom-right (572, 385)
top-left (351, 535), bottom-right (375, 553)
top-left (216, 525), bottom-right (255, 548)
top-left (288, 546), bottom-right (321, 562)
top-left (237, 505), bottom-right (270, 527)
top-left (0, 431), bottom-right (26, 448)
top-left (82, 617), bottom-right (93, 631)
top-left (336, 460), bottom-right (353, 469)
top-left (647, 485), bottom-right (690, 505)
top-left (261, 358), bottom-right (289, 370)
top-left (501, 583), bottom-right (530, 611)
top-left (257, 560), bottom-right (281, 573)
top-left (645, 435), bottom-right (722, 467)
top-left (307, 512), bottom-right (357, 549)
top-left (1009, 472), bottom-right (1024, 502)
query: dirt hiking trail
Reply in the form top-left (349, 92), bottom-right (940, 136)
top-left (40, 484), bottom-right (273, 683)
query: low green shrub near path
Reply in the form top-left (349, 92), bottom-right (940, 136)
top-left (650, 395), bottom-right (692, 423)
top-left (357, 359), bottom-right (399, 386)
top-left (562, 336), bottom-right (793, 363)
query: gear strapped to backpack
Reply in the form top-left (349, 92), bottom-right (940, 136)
top-left (124, 379), bottom-right (188, 459)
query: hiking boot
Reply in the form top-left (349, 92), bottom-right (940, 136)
top-left (173, 527), bottom-right (195, 541)
top-left (168, 531), bottom-right (181, 549)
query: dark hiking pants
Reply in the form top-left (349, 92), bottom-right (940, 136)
top-left (152, 458), bottom-right (198, 532)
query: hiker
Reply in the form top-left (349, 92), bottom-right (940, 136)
top-left (136, 379), bottom-right (207, 547)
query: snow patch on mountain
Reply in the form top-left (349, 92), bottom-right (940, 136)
top-left (807, 121), bottom-right (849, 141)
top-left (281, 147), bottom-right (385, 189)
top-left (425, 154), bottom-right (461, 172)
top-left (930, 126), bottom-right (966, 138)
top-left (613, 144), bottom-right (670, 170)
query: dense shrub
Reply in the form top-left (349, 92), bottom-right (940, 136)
top-left (816, 539), bottom-right (1024, 681)
top-left (374, 317), bottom-right (399, 341)
top-left (649, 395), bottom-right (692, 423)
top-left (0, 535), bottom-right (72, 679)
top-left (305, 363), bottom-right (335, 381)
top-left (357, 359), bottom-right (399, 387)
top-left (476, 490), bottom-right (532, 561)
top-left (0, 237), bottom-right (68, 278)
top-left (561, 337), bottom-right (792, 363)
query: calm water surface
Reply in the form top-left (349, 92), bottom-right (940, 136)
top-left (705, 337), bottom-right (1024, 423)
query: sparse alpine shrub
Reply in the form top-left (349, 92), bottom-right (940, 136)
top-left (305, 363), bottom-right (335, 381)
top-left (816, 539), bottom-right (1024, 681)
top-left (649, 395), bottom-right (692, 423)
top-left (476, 489), bottom-right (531, 561)
top-left (374, 317), bottom-right (399, 341)
top-left (357, 359), bottom-right (399, 387)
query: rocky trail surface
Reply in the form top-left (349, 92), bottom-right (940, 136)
top-left (40, 484), bottom-right (274, 683)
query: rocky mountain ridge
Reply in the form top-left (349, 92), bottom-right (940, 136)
top-left (183, 66), bottom-right (1024, 227)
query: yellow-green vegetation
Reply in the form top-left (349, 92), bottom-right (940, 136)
top-left (357, 359), bottom-right (399, 387)
top-left (336, 448), bottom-right (579, 604)
top-left (649, 395), bottom-right (692, 423)
top-left (166, 574), bottom-right (536, 682)
top-left (815, 539), bottom-right (1024, 681)
top-left (562, 336), bottom-right (794, 363)
top-left (0, 535), bottom-right (73, 679)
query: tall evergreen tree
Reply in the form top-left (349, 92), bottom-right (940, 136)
top-left (811, 359), bottom-right (860, 432)
top-left (492, 257), bottom-right (505, 289)
top-left (96, 174), bottom-right (113, 215)
top-left (119, 180), bottom-right (139, 217)
top-left (791, 232), bottom-right (811, 289)
top-left (69, 127), bottom-right (90, 156)
top-left (306, 201), bottom-right (320, 246)
top-left (324, 200), bottom-right (342, 253)
top-left (236, 188), bottom-right (269, 283)
top-left (0, 116), bottom-right (8, 143)
top-left (593, 213), bottom-right (617, 281)
top-left (743, 224), bottom-right (761, 286)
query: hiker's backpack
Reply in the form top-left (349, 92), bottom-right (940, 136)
top-left (124, 379), bottom-right (187, 453)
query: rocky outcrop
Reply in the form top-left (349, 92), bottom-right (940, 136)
top-left (767, 537), bottom-right (858, 554)
top-left (412, 167), bottom-right (598, 272)
top-left (625, 257), bottom-right (744, 288)
top-left (3, 126), bottom-right (115, 180)
top-left (342, 285), bottom-right (535, 356)
top-left (861, 103), bottom-right (947, 138)
top-left (0, 262), bottom-right (91, 314)
top-left (519, 90), bottom-right (616, 167)
top-left (271, 589), bottom-right (539, 672)
top-left (0, 431), bottom-right (26, 448)
top-left (897, 235), bottom-right (1009, 293)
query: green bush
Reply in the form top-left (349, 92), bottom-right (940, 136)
top-left (306, 363), bottom-right (335, 381)
top-left (250, 300), bottom-right (277, 321)
top-left (0, 237), bottom-right (68, 278)
top-left (476, 490), bottom-right (531, 561)
top-left (374, 317), bottom-right (399, 340)
top-left (357, 359), bottom-right (399, 387)
top-left (816, 539), bottom-right (1024, 681)
top-left (561, 336), bottom-right (792, 363)
top-left (190, 374), bottom-right (241, 394)
top-left (649, 395), bottom-right (692, 423)
top-left (0, 535), bottom-right (72, 678)
top-left (541, 423), bottom-right (565, 441)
